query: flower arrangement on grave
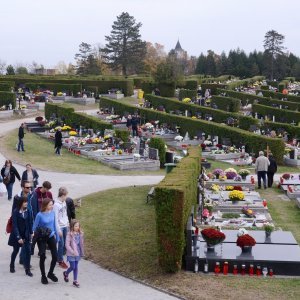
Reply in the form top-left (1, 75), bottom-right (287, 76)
top-left (216, 143), bottom-right (223, 149)
top-left (212, 149), bottom-right (224, 154)
top-left (282, 173), bottom-right (291, 180)
top-left (69, 131), bottom-right (77, 136)
top-left (174, 135), bottom-right (184, 142)
top-left (182, 98), bottom-right (191, 103)
top-left (204, 202), bottom-right (214, 213)
top-left (61, 125), bottom-right (72, 131)
top-left (144, 122), bottom-right (154, 129)
top-left (191, 116), bottom-right (197, 119)
top-left (57, 92), bottom-right (63, 96)
top-left (35, 116), bottom-right (44, 122)
top-left (242, 206), bottom-right (255, 218)
top-left (226, 186), bottom-right (234, 191)
top-left (201, 228), bottom-right (226, 246)
top-left (118, 149), bottom-right (123, 155)
top-left (200, 143), bottom-right (206, 150)
top-left (233, 186), bottom-right (243, 191)
top-left (264, 223), bottom-right (274, 235)
top-left (284, 148), bottom-right (292, 155)
top-left (105, 114), bottom-right (120, 120)
top-left (238, 169), bottom-right (250, 177)
top-left (202, 208), bottom-right (210, 219)
top-left (224, 168), bottom-right (237, 179)
top-left (211, 184), bottom-right (220, 193)
top-left (204, 140), bottom-right (212, 146)
top-left (229, 190), bottom-right (244, 202)
top-left (236, 230), bottom-right (256, 248)
top-left (104, 134), bottom-right (112, 140)
top-left (45, 121), bottom-right (56, 128)
top-left (219, 174), bottom-right (227, 181)
top-left (234, 175), bottom-right (242, 181)
top-left (86, 138), bottom-right (93, 144)
top-left (207, 173), bottom-right (215, 179)
top-left (213, 168), bottom-right (224, 176)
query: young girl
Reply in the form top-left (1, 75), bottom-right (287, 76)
top-left (63, 219), bottom-right (84, 288)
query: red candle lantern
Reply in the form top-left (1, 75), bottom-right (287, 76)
top-left (241, 264), bottom-right (246, 275)
top-left (256, 265), bottom-right (262, 276)
top-left (214, 262), bottom-right (220, 275)
top-left (233, 265), bottom-right (238, 275)
top-left (262, 199), bottom-right (267, 207)
top-left (223, 262), bottom-right (228, 275)
top-left (249, 264), bottom-right (254, 276)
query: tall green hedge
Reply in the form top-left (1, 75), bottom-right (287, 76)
top-left (258, 90), bottom-right (300, 103)
top-left (149, 137), bottom-right (166, 167)
top-left (211, 95), bottom-right (240, 112)
top-left (178, 89), bottom-right (197, 101)
top-left (0, 82), bottom-right (13, 91)
top-left (0, 91), bottom-right (16, 108)
top-left (145, 94), bottom-right (258, 130)
top-left (252, 103), bottom-right (300, 124)
top-left (45, 103), bottom-right (112, 133)
top-left (158, 82), bottom-right (175, 97)
top-left (264, 121), bottom-right (300, 139)
top-left (154, 146), bottom-right (200, 272)
top-left (100, 97), bottom-right (285, 163)
top-left (25, 82), bottom-right (82, 95)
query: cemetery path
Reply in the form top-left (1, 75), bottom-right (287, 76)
top-left (0, 117), bottom-right (175, 300)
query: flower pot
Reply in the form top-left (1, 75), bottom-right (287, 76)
top-left (265, 231), bottom-right (272, 238)
top-left (241, 175), bottom-right (247, 181)
top-left (215, 174), bottom-right (220, 179)
top-left (241, 246), bottom-right (252, 253)
top-left (231, 200), bottom-right (239, 204)
top-left (206, 243), bottom-right (215, 252)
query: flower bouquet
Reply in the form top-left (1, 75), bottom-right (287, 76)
top-left (234, 175), bottom-right (242, 182)
top-left (212, 168), bottom-right (224, 179)
top-left (224, 168), bottom-right (237, 180)
top-left (264, 223), bottom-right (274, 237)
top-left (226, 186), bottom-right (234, 191)
top-left (69, 131), bottom-right (77, 136)
top-left (204, 202), bottom-right (214, 214)
top-left (229, 190), bottom-right (244, 202)
top-left (201, 228), bottom-right (226, 247)
top-left (238, 169), bottom-right (250, 179)
top-left (219, 174), bottom-right (227, 181)
top-left (207, 173), bottom-right (215, 180)
top-left (216, 143), bottom-right (223, 149)
top-left (282, 173), bottom-right (291, 180)
top-left (211, 184), bottom-right (220, 193)
top-left (242, 206), bottom-right (255, 218)
top-left (236, 234), bottom-right (256, 249)
top-left (233, 186), bottom-right (243, 191)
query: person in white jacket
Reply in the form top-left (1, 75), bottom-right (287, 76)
top-left (53, 187), bottom-right (69, 269)
top-left (255, 151), bottom-right (270, 189)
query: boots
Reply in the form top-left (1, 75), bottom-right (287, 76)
top-left (25, 269), bottom-right (33, 277)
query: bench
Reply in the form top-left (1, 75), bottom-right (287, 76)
top-left (146, 187), bottom-right (155, 203)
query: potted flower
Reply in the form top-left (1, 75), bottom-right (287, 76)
top-left (238, 169), bottom-right (250, 180)
top-left (200, 143), bottom-right (206, 150)
top-left (282, 173), bottom-right (291, 180)
top-left (233, 186), bottom-right (243, 191)
top-left (201, 228), bottom-right (226, 250)
top-left (236, 228), bottom-right (256, 253)
top-left (204, 203), bottom-right (214, 215)
top-left (228, 190), bottom-right (244, 203)
top-left (224, 168), bottom-right (237, 180)
top-left (225, 186), bottom-right (234, 191)
top-left (242, 206), bottom-right (255, 218)
top-left (216, 143), bottom-right (223, 149)
top-left (211, 184), bottom-right (220, 193)
top-left (212, 168), bottom-right (223, 179)
top-left (219, 174), bottom-right (227, 181)
top-left (264, 223), bottom-right (274, 238)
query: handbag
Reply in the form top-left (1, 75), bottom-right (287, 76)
top-left (3, 174), bottom-right (11, 185)
top-left (6, 216), bottom-right (12, 234)
top-left (35, 227), bottom-right (52, 240)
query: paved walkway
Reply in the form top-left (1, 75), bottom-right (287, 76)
top-left (0, 117), bottom-right (175, 300)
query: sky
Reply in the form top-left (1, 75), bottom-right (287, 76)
top-left (0, 0), bottom-right (299, 68)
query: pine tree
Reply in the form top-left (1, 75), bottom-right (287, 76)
top-left (103, 12), bottom-right (146, 75)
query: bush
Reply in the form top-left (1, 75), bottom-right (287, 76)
top-left (158, 82), bottom-right (175, 97)
top-left (25, 82), bottom-right (82, 95)
top-left (149, 137), bottom-right (166, 167)
top-left (115, 129), bottom-right (130, 142)
top-left (264, 121), bottom-right (300, 139)
top-left (211, 95), bottom-right (240, 112)
top-left (0, 91), bottom-right (16, 108)
top-left (154, 146), bottom-right (200, 272)
top-left (178, 89), bottom-right (197, 101)
top-left (141, 81), bottom-right (156, 94)
top-left (100, 97), bottom-right (285, 163)
top-left (0, 82), bottom-right (13, 91)
top-left (201, 83), bottom-right (227, 95)
top-left (258, 89), bottom-right (300, 103)
top-left (184, 80), bottom-right (198, 90)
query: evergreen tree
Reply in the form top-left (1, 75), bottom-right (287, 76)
top-left (6, 65), bottom-right (15, 75)
top-left (16, 66), bottom-right (28, 74)
top-left (195, 53), bottom-right (206, 74)
top-left (103, 12), bottom-right (146, 75)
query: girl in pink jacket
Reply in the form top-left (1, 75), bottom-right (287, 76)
top-left (63, 219), bottom-right (84, 288)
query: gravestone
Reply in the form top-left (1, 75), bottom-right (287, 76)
top-left (149, 147), bottom-right (159, 160)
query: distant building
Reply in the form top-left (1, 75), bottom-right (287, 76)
top-left (174, 40), bottom-right (187, 60)
top-left (35, 68), bottom-right (56, 75)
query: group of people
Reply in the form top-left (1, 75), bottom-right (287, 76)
top-left (255, 151), bottom-right (278, 189)
top-left (1, 160), bottom-right (84, 287)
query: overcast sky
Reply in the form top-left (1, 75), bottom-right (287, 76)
top-left (0, 0), bottom-right (298, 68)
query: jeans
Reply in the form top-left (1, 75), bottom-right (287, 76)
top-left (6, 182), bottom-right (14, 200)
top-left (66, 261), bottom-right (79, 281)
top-left (58, 227), bottom-right (67, 262)
top-left (257, 171), bottom-right (267, 188)
top-left (55, 146), bottom-right (61, 155)
top-left (37, 236), bottom-right (57, 276)
top-left (11, 241), bottom-right (31, 270)
top-left (18, 138), bottom-right (24, 151)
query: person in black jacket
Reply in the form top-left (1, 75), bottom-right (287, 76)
top-left (17, 123), bottom-right (25, 152)
top-left (8, 196), bottom-right (33, 276)
top-left (66, 197), bottom-right (76, 224)
top-left (1, 160), bottom-right (21, 200)
top-left (22, 164), bottom-right (39, 190)
top-left (267, 154), bottom-right (278, 188)
top-left (54, 127), bottom-right (63, 155)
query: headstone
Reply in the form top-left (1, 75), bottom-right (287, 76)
top-left (184, 132), bottom-right (190, 141)
top-left (149, 147), bottom-right (159, 160)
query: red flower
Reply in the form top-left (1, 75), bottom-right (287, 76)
top-left (233, 186), bottom-right (242, 191)
top-left (201, 228), bottom-right (226, 245)
top-left (236, 234), bottom-right (256, 247)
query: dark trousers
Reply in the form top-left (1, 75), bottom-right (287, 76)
top-left (37, 236), bottom-right (57, 276)
top-left (55, 146), bottom-right (61, 155)
top-left (267, 172), bottom-right (275, 188)
top-left (257, 171), bottom-right (267, 188)
top-left (11, 241), bottom-right (31, 270)
top-left (132, 126), bottom-right (138, 137)
top-left (18, 138), bottom-right (24, 151)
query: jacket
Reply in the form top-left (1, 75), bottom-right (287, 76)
top-left (65, 231), bottom-right (84, 257)
top-left (12, 191), bottom-right (33, 214)
top-left (255, 156), bottom-right (270, 172)
top-left (53, 198), bottom-right (69, 228)
top-left (8, 208), bottom-right (33, 247)
top-left (21, 169), bottom-right (39, 188)
top-left (54, 131), bottom-right (62, 148)
top-left (1, 166), bottom-right (21, 185)
top-left (18, 126), bottom-right (25, 139)
top-left (268, 157), bottom-right (278, 173)
top-left (66, 197), bottom-right (76, 223)
top-left (28, 187), bottom-right (53, 220)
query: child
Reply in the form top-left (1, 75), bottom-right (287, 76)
top-left (63, 219), bottom-right (84, 288)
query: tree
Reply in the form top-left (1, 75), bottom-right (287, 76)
top-left (143, 42), bottom-right (166, 75)
top-left (103, 12), bottom-right (146, 75)
top-left (55, 61), bottom-right (68, 74)
top-left (6, 65), bottom-right (15, 75)
top-left (263, 30), bottom-right (285, 80)
top-left (16, 66), bottom-right (28, 74)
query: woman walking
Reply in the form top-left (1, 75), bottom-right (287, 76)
top-left (8, 196), bottom-right (33, 277)
top-left (22, 163), bottom-right (39, 190)
top-left (63, 219), bottom-right (84, 288)
top-left (1, 160), bottom-right (21, 200)
top-left (33, 198), bottom-right (62, 284)
top-left (54, 127), bottom-right (63, 155)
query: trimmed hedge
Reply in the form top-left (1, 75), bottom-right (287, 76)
top-left (258, 90), bottom-right (300, 103)
top-left (145, 94), bottom-right (258, 130)
top-left (252, 103), bottom-right (300, 124)
top-left (0, 82), bottom-right (13, 91)
top-left (184, 80), bottom-right (198, 90)
top-left (45, 103), bottom-right (112, 133)
top-left (158, 82), bottom-right (175, 97)
top-left (154, 146), bottom-right (200, 272)
top-left (211, 95), bottom-right (240, 112)
top-left (264, 121), bottom-right (300, 139)
top-left (0, 91), bottom-right (16, 108)
top-left (149, 137), bottom-right (166, 166)
top-left (100, 97), bottom-right (285, 163)
top-left (178, 89), bottom-right (197, 101)
top-left (25, 82), bottom-right (82, 95)
top-left (201, 83), bottom-right (227, 95)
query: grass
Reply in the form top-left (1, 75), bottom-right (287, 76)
top-left (0, 129), bottom-right (164, 176)
top-left (78, 185), bottom-right (300, 300)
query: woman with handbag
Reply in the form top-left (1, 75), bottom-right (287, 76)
top-left (32, 198), bottom-right (62, 285)
top-left (8, 196), bottom-right (33, 277)
top-left (1, 160), bottom-right (21, 201)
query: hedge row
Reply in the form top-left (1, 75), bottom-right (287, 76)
top-left (100, 97), bottom-right (285, 163)
top-left (201, 83), bottom-right (227, 95)
top-left (144, 94), bottom-right (258, 130)
top-left (258, 90), bottom-right (300, 103)
top-left (149, 137), bottom-right (166, 166)
top-left (154, 146), bottom-right (200, 272)
top-left (211, 95), bottom-right (241, 112)
top-left (264, 121), bottom-right (300, 138)
top-left (25, 82), bottom-right (82, 95)
top-left (45, 103), bottom-right (112, 133)
top-left (0, 82), bottom-right (13, 91)
top-left (0, 77), bottom-right (134, 96)
top-left (252, 103), bottom-right (300, 124)
top-left (0, 91), bottom-right (16, 108)
top-left (178, 89), bottom-right (197, 100)
top-left (217, 89), bottom-right (300, 111)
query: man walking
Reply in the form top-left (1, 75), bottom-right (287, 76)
top-left (18, 123), bottom-right (25, 152)
top-left (255, 151), bottom-right (270, 189)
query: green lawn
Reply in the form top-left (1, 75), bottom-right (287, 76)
top-left (78, 185), bottom-right (300, 300)
top-left (1, 129), bottom-right (164, 176)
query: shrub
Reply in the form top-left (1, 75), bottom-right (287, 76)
top-left (184, 80), bottom-right (198, 90)
top-left (149, 137), bottom-right (166, 166)
top-left (24, 82), bottom-right (82, 95)
top-left (0, 82), bottom-right (13, 91)
top-left (158, 82), bottom-right (175, 97)
top-left (0, 91), bottom-right (16, 108)
top-left (211, 95), bottom-right (240, 112)
top-left (115, 129), bottom-right (130, 142)
top-left (258, 89), bottom-right (300, 103)
top-left (178, 89), bottom-right (197, 101)
top-left (201, 83), bottom-right (227, 95)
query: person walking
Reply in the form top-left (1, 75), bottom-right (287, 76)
top-left (131, 114), bottom-right (140, 137)
top-left (267, 154), bottom-right (278, 188)
top-left (32, 198), bottom-right (62, 284)
top-left (63, 219), bottom-right (84, 288)
top-left (54, 127), bottom-right (63, 155)
top-left (8, 196), bottom-right (33, 277)
top-left (66, 197), bottom-right (76, 224)
top-left (255, 151), bottom-right (270, 189)
top-left (1, 160), bottom-right (21, 201)
top-left (18, 123), bottom-right (25, 152)
top-left (54, 187), bottom-right (69, 269)
top-left (22, 164), bottom-right (39, 190)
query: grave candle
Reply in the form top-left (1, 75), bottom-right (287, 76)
top-left (233, 265), bottom-right (238, 275)
top-left (241, 264), bottom-right (246, 275)
top-left (256, 265), bottom-right (262, 276)
top-left (269, 268), bottom-right (274, 276)
top-left (223, 262), bottom-right (228, 275)
top-left (249, 264), bottom-right (254, 276)
top-left (214, 262), bottom-right (220, 275)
